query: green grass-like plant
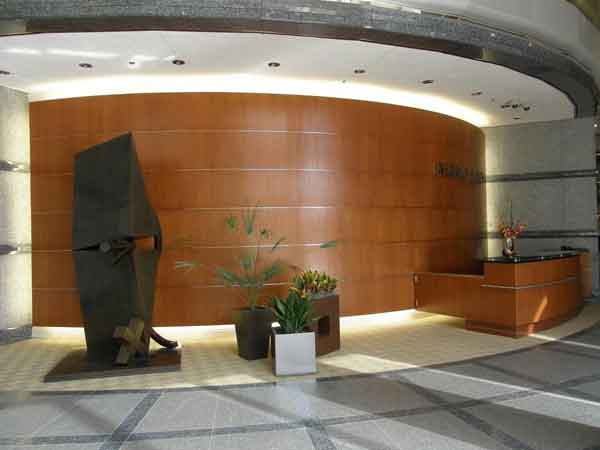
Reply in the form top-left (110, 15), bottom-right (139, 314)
top-left (175, 206), bottom-right (338, 311)
top-left (175, 206), bottom-right (286, 310)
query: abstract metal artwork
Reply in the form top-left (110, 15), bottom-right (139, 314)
top-left (72, 133), bottom-right (177, 365)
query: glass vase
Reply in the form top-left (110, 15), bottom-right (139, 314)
top-left (502, 237), bottom-right (515, 257)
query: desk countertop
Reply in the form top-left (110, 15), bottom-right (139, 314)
top-left (481, 250), bottom-right (582, 264)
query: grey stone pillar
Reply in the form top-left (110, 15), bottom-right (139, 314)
top-left (484, 117), bottom-right (599, 294)
top-left (0, 85), bottom-right (31, 341)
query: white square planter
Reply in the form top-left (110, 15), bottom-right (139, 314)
top-left (272, 329), bottom-right (316, 376)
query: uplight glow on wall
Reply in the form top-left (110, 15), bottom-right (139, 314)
top-left (27, 74), bottom-right (490, 127)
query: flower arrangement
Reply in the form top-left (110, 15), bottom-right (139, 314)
top-left (498, 200), bottom-right (526, 256)
top-left (498, 222), bottom-right (527, 239)
top-left (498, 200), bottom-right (527, 239)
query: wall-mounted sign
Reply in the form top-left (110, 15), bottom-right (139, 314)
top-left (435, 162), bottom-right (484, 183)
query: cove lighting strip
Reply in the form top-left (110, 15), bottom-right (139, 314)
top-left (31, 309), bottom-right (421, 340)
top-left (27, 74), bottom-right (489, 127)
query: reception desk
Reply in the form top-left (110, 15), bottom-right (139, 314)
top-left (415, 252), bottom-right (586, 337)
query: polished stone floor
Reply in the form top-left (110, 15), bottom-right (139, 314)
top-left (3, 305), bottom-right (600, 392)
top-left (2, 321), bottom-right (600, 450)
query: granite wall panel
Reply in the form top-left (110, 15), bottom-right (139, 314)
top-left (0, 86), bottom-right (31, 336)
top-left (484, 117), bottom-right (598, 293)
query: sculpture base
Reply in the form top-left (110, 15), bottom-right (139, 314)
top-left (44, 346), bottom-right (181, 383)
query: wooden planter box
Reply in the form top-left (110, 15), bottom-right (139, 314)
top-left (309, 293), bottom-right (340, 356)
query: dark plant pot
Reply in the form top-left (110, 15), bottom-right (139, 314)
top-left (232, 307), bottom-right (274, 360)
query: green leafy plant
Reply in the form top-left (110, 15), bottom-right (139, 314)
top-left (271, 289), bottom-right (313, 334)
top-left (292, 269), bottom-right (337, 297)
top-left (175, 206), bottom-right (286, 310)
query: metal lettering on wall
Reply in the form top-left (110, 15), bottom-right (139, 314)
top-left (435, 162), bottom-right (484, 183)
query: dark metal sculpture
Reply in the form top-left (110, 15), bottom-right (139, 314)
top-left (72, 133), bottom-right (177, 365)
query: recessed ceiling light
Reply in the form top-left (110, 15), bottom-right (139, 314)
top-left (128, 61), bottom-right (136, 65)
top-left (267, 62), bottom-right (280, 68)
top-left (78, 63), bottom-right (93, 69)
top-left (422, 79), bottom-right (435, 84)
top-left (172, 59), bottom-right (185, 66)
top-left (0, 70), bottom-right (11, 75)
top-left (514, 117), bottom-right (521, 120)
top-left (471, 91), bottom-right (482, 96)
top-left (594, 123), bottom-right (598, 128)
top-left (354, 69), bottom-right (366, 74)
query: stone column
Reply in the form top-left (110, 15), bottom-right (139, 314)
top-left (484, 117), bottom-right (599, 294)
top-left (0, 85), bottom-right (31, 341)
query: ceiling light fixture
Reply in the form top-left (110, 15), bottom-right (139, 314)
top-left (501, 99), bottom-right (532, 113)
top-left (0, 70), bottom-right (11, 75)
top-left (471, 91), bottom-right (482, 96)
top-left (78, 63), bottom-right (93, 69)
top-left (422, 79), bottom-right (434, 84)
top-left (4, 47), bottom-right (40, 55)
top-left (400, 6), bottom-right (422, 14)
top-left (172, 59), bottom-right (185, 66)
top-left (267, 62), bottom-right (281, 68)
top-left (354, 69), bottom-right (366, 74)
top-left (513, 117), bottom-right (521, 120)
top-left (50, 49), bottom-right (117, 59)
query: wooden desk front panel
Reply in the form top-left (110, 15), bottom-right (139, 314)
top-left (468, 256), bottom-right (583, 336)
top-left (30, 93), bottom-right (485, 326)
top-left (415, 273), bottom-right (483, 318)
top-left (483, 258), bottom-right (579, 287)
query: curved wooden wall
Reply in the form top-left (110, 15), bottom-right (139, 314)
top-left (30, 93), bottom-right (485, 326)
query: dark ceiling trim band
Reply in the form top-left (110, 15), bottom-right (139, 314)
top-left (486, 169), bottom-right (598, 183)
top-left (0, 243), bottom-right (31, 255)
top-left (0, 0), bottom-right (597, 117)
top-left (0, 244), bottom-right (19, 255)
top-left (0, 160), bottom-right (29, 173)
top-left (486, 230), bottom-right (600, 239)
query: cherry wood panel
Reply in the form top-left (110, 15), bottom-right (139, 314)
top-left (32, 172), bottom-right (483, 212)
top-left (33, 275), bottom-right (415, 327)
top-left (30, 93), bottom-right (485, 326)
top-left (483, 258), bottom-right (579, 287)
top-left (32, 240), bottom-right (482, 289)
top-left (580, 252), bottom-right (593, 298)
top-left (32, 208), bottom-right (483, 251)
top-left (414, 273), bottom-right (483, 318)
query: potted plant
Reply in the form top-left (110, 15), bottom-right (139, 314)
top-left (176, 206), bottom-right (286, 360)
top-left (175, 206), bottom-right (337, 361)
top-left (292, 269), bottom-right (337, 298)
top-left (292, 270), bottom-right (340, 356)
top-left (271, 289), bottom-right (317, 376)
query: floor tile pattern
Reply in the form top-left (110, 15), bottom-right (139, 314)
top-left (2, 305), bottom-right (600, 392)
top-left (1, 305), bottom-right (600, 449)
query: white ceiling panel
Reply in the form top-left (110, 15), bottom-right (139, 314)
top-left (0, 31), bottom-right (574, 127)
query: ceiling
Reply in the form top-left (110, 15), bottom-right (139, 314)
top-left (0, 31), bottom-right (575, 127)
